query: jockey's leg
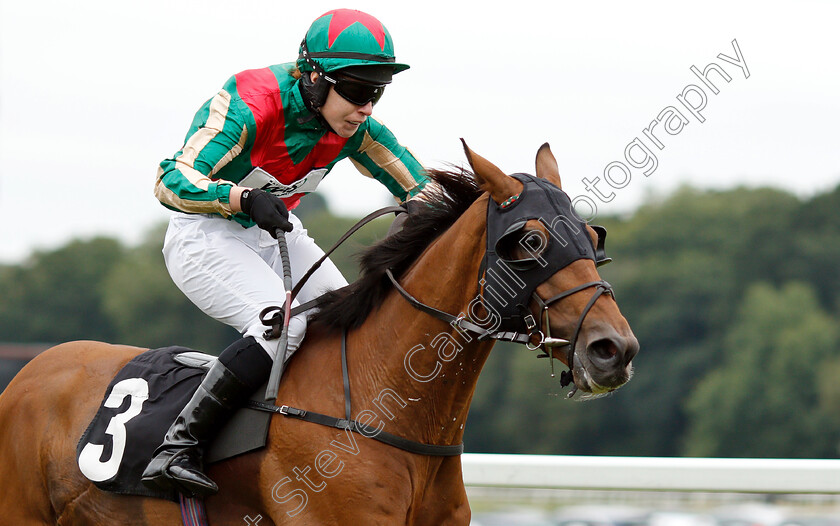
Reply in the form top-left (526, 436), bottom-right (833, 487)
top-left (161, 212), bottom-right (346, 357)
top-left (143, 212), bottom-right (347, 497)
top-left (141, 336), bottom-right (270, 497)
top-left (239, 211), bottom-right (348, 361)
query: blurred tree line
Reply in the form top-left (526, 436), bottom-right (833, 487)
top-left (2, 185), bottom-right (840, 458)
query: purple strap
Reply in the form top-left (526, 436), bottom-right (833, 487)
top-left (179, 494), bottom-right (209, 526)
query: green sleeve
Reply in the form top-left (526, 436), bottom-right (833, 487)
top-left (348, 117), bottom-right (428, 203)
top-left (154, 88), bottom-right (254, 217)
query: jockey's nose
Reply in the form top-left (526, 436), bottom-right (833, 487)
top-left (357, 101), bottom-right (374, 116)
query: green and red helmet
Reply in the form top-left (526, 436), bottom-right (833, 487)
top-left (297, 9), bottom-right (409, 84)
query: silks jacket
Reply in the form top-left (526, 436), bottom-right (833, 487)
top-left (154, 62), bottom-right (427, 227)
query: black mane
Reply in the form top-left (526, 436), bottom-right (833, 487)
top-left (309, 168), bottom-right (483, 331)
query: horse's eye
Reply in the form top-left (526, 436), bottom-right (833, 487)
top-left (495, 227), bottom-right (548, 270)
top-left (523, 234), bottom-right (543, 251)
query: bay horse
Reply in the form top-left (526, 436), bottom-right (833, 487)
top-left (0, 142), bottom-right (638, 525)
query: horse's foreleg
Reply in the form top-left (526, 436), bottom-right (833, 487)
top-left (413, 491), bottom-right (471, 526)
top-left (410, 457), bottom-right (471, 526)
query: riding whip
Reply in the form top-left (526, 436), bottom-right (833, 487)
top-left (265, 229), bottom-right (293, 402)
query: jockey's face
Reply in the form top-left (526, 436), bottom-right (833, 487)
top-left (312, 72), bottom-right (374, 138)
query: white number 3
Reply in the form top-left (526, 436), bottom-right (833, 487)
top-left (78, 377), bottom-right (149, 482)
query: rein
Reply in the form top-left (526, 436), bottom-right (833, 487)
top-left (291, 205), bottom-right (405, 300)
top-left (255, 184), bottom-right (614, 452)
top-left (384, 268), bottom-right (533, 345)
top-left (261, 204), bottom-right (405, 338)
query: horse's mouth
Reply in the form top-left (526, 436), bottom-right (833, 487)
top-left (571, 358), bottom-right (634, 400)
top-left (565, 328), bottom-right (639, 399)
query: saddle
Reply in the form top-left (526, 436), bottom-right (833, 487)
top-left (76, 347), bottom-right (273, 502)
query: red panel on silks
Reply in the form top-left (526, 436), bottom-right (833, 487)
top-left (235, 67), bottom-right (347, 209)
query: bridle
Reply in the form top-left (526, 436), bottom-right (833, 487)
top-left (386, 174), bottom-right (615, 395)
top-left (250, 174), bottom-right (617, 457)
top-left (387, 270), bottom-right (613, 396)
top-left (528, 279), bottom-right (614, 391)
top-left (262, 173), bottom-right (616, 395)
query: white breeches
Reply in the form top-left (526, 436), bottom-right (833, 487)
top-left (162, 212), bottom-right (348, 360)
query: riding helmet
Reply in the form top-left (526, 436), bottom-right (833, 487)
top-left (297, 9), bottom-right (410, 81)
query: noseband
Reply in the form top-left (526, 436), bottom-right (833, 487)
top-left (529, 279), bottom-right (614, 391)
top-left (386, 173), bottom-right (614, 393)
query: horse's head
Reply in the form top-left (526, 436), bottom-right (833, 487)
top-left (463, 140), bottom-right (639, 397)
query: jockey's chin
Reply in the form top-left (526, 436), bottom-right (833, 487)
top-left (320, 87), bottom-right (374, 138)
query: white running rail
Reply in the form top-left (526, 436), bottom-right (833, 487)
top-left (461, 454), bottom-right (840, 494)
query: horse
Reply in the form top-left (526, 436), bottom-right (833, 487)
top-left (0, 142), bottom-right (638, 525)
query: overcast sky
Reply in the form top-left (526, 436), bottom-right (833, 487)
top-left (1, 0), bottom-right (838, 264)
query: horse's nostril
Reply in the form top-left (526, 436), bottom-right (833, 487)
top-left (588, 338), bottom-right (619, 364)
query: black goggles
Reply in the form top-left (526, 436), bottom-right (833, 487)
top-left (322, 74), bottom-right (386, 106)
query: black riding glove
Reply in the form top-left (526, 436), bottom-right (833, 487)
top-left (241, 188), bottom-right (293, 237)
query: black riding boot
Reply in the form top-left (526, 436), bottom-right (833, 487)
top-left (140, 360), bottom-right (249, 497)
top-left (141, 336), bottom-right (272, 497)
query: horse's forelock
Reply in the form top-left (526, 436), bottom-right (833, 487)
top-left (310, 168), bottom-right (483, 331)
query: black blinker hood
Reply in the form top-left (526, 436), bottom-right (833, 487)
top-left (480, 173), bottom-right (596, 333)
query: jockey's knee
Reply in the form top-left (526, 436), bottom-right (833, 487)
top-left (286, 314), bottom-right (308, 353)
top-left (244, 313), bottom-right (308, 361)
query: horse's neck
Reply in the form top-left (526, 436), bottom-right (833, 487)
top-left (351, 200), bottom-right (494, 448)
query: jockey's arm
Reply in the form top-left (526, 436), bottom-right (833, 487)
top-left (153, 89), bottom-right (253, 218)
top-left (348, 116), bottom-right (428, 204)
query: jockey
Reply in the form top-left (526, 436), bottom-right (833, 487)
top-left (142, 9), bottom-right (427, 498)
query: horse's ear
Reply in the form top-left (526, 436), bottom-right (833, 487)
top-left (535, 142), bottom-right (562, 189)
top-left (461, 138), bottom-right (523, 204)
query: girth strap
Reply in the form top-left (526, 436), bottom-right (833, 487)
top-left (246, 400), bottom-right (464, 456)
top-left (247, 330), bottom-right (464, 457)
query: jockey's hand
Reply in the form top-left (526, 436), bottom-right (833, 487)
top-left (241, 189), bottom-right (293, 237)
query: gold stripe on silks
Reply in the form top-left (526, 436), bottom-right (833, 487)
top-left (179, 89), bottom-right (232, 170)
top-left (153, 175), bottom-right (234, 217)
top-left (211, 123), bottom-right (248, 176)
top-left (154, 89), bottom-right (237, 216)
top-left (356, 128), bottom-right (417, 194)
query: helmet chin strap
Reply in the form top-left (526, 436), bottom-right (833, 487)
top-left (297, 79), bottom-right (340, 136)
top-left (297, 74), bottom-right (326, 118)
top-left (298, 40), bottom-right (330, 109)
top-left (297, 39), bottom-right (341, 134)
